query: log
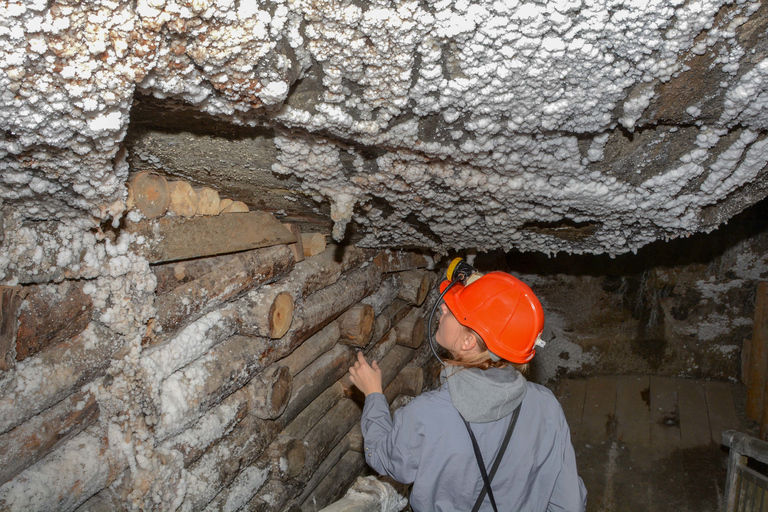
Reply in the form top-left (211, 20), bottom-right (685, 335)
top-left (0, 323), bottom-right (121, 435)
top-left (218, 198), bottom-right (233, 212)
top-left (131, 171), bottom-right (170, 219)
top-left (161, 387), bottom-right (249, 467)
top-left (156, 335), bottom-right (279, 439)
top-left (294, 434), bottom-right (351, 507)
top-left (245, 478), bottom-right (300, 512)
top-left (141, 309), bottom-right (238, 382)
top-left (198, 465), bottom-right (270, 512)
top-left (277, 264), bottom-right (381, 358)
top-left (282, 223), bottom-right (305, 263)
top-left (373, 249), bottom-right (431, 273)
top-left (156, 244), bottom-right (294, 332)
top-left (152, 252), bottom-right (240, 295)
top-left (0, 389), bottom-right (99, 486)
top-left (196, 187), bottom-right (221, 216)
top-left (283, 382), bottom-right (346, 439)
top-left (337, 304), bottom-right (375, 347)
top-left (364, 329), bottom-right (399, 367)
top-left (125, 211), bottom-right (296, 264)
top-left (361, 274), bottom-right (402, 316)
top-left (246, 365), bottom-right (292, 420)
top-left (280, 345), bottom-right (357, 430)
top-left (236, 286), bottom-right (295, 339)
top-left (168, 180), bottom-right (198, 217)
top-left (283, 244), bottom-right (373, 298)
top-left (343, 334), bottom-right (409, 401)
top-left (280, 321), bottom-right (340, 376)
top-left (0, 286), bottom-right (22, 370)
top-left (181, 415), bottom-right (275, 512)
top-left (74, 485), bottom-right (126, 512)
top-left (369, 299), bottom-right (411, 348)
top-left (302, 398), bottom-right (362, 474)
top-left (397, 269), bottom-right (432, 306)
top-left (252, 434), bottom-right (308, 482)
top-left (394, 308), bottom-right (426, 349)
top-left (302, 233), bottom-right (327, 258)
top-left (0, 426), bottom-right (124, 512)
top-left (15, 281), bottom-right (93, 361)
top-left (747, 282), bottom-right (768, 420)
top-left (317, 476), bottom-right (407, 512)
top-left (301, 450), bottom-right (367, 512)
top-left (220, 200), bottom-right (249, 213)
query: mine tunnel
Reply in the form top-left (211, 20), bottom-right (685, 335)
top-left (3, 0), bottom-right (768, 510)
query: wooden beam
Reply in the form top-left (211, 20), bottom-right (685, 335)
top-left (0, 286), bottom-right (22, 370)
top-left (126, 211), bottom-right (296, 263)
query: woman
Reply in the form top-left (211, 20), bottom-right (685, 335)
top-left (349, 265), bottom-right (587, 512)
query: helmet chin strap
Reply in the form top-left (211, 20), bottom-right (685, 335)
top-left (427, 278), bottom-right (461, 365)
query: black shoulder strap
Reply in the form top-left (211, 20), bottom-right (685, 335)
top-left (462, 404), bottom-right (522, 512)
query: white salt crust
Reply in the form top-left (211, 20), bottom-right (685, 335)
top-left (1, 0), bottom-right (767, 255)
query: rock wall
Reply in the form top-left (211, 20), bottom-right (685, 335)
top-left (489, 200), bottom-right (768, 382)
top-left (0, 219), bottom-right (435, 512)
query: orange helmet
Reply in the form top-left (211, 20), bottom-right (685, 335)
top-left (439, 272), bottom-right (545, 364)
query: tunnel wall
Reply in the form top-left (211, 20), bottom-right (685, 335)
top-left (0, 215), bottom-right (434, 511)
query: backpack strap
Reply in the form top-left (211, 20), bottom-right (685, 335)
top-left (462, 404), bottom-right (522, 512)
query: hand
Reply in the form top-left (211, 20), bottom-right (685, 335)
top-left (349, 351), bottom-right (383, 396)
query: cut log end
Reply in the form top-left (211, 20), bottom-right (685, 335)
top-left (221, 201), bottom-right (249, 214)
top-left (168, 181), bottom-right (199, 217)
top-left (397, 270), bottom-right (431, 307)
top-left (131, 171), bottom-right (170, 219)
top-left (302, 233), bottom-right (327, 258)
top-left (270, 292), bottom-right (294, 339)
top-left (338, 304), bottom-right (375, 347)
top-left (195, 187), bottom-right (221, 216)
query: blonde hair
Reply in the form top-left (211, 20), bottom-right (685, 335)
top-left (442, 324), bottom-right (529, 376)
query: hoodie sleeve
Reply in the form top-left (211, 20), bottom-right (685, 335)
top-left (360, 392), bottom-right (424, 485)
top-left (547, 416), bottom-right (588, 512)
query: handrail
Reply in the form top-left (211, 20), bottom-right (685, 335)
top-left (722, 430), bottom-right (768, 465)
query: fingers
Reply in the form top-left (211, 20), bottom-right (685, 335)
top-left (371, 359), bottom-right (380, 371)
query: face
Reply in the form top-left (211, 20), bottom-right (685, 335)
top-left (435, 302), bottom-right (469, 354)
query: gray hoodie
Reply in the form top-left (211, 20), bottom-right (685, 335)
top-left (361, 366), bottom-right (587, 512)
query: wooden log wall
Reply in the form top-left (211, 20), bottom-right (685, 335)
top-left (0, 198), bottom-right (435, 512)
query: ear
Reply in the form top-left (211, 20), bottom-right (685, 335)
top-left (460, 330), bottom-right (478, 352)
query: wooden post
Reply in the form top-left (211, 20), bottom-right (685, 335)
top-left (156, 245), bottom-right (294, 333)
top-left (125, 211), bottom-right (296, 263)
top-left (397, 269), bottom-right (432, 306)
top-left (167, 180), bottom-right (198, 217)
top-left (337, 304), bottom-right (375, 347)
top-left (747, 282), bottom-right (768, 421)
top-left (394, 308), bottom-right (425, 349)
top-left (302, 233), bottom-right (327, 258)
top-left (131, 171), bottom-right (170, 219)
top-left (282, 223), bottom-right (305, 263)
top-left (0, 286), bottom-right (22, 370)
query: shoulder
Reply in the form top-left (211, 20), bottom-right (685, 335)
top-left (524, 382), bottom-right (566, 415)
top-left (394, 385), bottom-right (455, 423)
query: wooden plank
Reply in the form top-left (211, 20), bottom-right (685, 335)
top-left (126, 211), bottom-right (296, 263)
top-left (556, 379), bottom-right (587, 441)
top-left (747, 282), bottom-right (768, 420)
top-left (650, 376), bottom-right (681, 457)
top-left (705, 381), bottom-right (739, 445)
top-left (616, 375), bottom-right (651, 447)
top-left (581, 376), bottom-right (617, 445)
top-left (678, 379), bottom-right (711, 448)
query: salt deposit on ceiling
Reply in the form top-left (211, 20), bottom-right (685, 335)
top-left (2, 0), bottom-right (768, 258)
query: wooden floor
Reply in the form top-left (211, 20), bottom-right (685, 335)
top-left (556, 376), bottom-right (744, 512)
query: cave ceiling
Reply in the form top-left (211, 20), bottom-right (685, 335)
top-left (3, 0), bottom-right (768, 256)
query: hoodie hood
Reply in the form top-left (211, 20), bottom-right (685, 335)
top-left (441, 365), bottom-right (527, 423)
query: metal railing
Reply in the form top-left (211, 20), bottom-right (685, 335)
top-left (723, 430), bottom-right (768, 512)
